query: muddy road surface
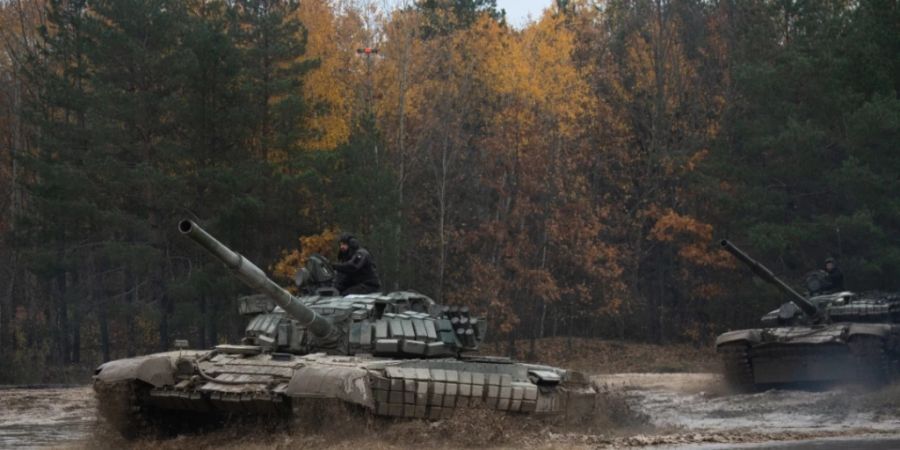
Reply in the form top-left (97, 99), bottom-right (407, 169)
top-left (3, 374), bottom-right (900, 449)
top-left (595, 373), bottom-right (900, 432)
top-left (0, 386), bottom-right (95, 449)
top-left (594, 373), bottom-right (900, 448)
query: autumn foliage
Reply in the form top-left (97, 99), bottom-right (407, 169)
top-left (1, 0), bottom-right (898, 381)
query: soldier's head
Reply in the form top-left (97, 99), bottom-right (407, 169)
top-left (339, 233), bottom-right (359, 252)
top-left (825, 257), bottom-right (836, 271)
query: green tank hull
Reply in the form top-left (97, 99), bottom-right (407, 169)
top-left (94, 350), bottom-right (596, 437)
top-left (717, 323), bottom-right (897, 388)
top-left (93, 221), bottom-right (597, 437)
top-left (716, 240), bottom-right (900, 390)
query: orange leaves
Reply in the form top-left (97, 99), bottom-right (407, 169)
top-left (527, 268), bottom-right (562, 303)
top-left (649, 209), bottom-right (731, 270)
top-left (292, 0), bottom-right (354, 151)
top-left (449, 257), bottom-right (521, 333)
top-left (273, 228), bottom-right (338, 281)
top-left (650, 209), bottom-right (713, 243)
top-left (684, 149), bottom-right (709, 172)
top-left (598, 296), bottom-right (625, 316)
top-left (645, 207), bottom-right (733, 308)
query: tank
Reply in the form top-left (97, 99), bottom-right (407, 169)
top-left (93, 220), bottom-right (597, 438)
top-left (716, 239), bottom-right (900, 390)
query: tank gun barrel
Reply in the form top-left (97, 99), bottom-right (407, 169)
top-left (180, 219), bottom-right (335, 338)
top-left (720, 240), bottom-right (820, 318)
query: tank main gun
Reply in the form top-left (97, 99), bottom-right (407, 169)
top-left (720, 239), bottom-right (821, 319)
top-left (179, 219), bottom-right (337, 339)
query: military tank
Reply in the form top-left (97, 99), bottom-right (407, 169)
top-left (716, 239), bottom-right (900, 390)
top-left (93, 220), bottom-right (597, 438)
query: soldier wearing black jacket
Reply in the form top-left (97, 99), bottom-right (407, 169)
top-left (824, 257), bottom-right (844, 292)
top-left (332, 233), bottom-right (382, 295)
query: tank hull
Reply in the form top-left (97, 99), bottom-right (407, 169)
top-left (716, 323), bottom-right (899, 389)
top-left (94, 349), bottom-right (597, 437)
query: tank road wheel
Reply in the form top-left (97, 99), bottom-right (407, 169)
top-left (289, 398), bottom-right (374, 434)
top-left (93, 380), bottom-right (159, 439)
top-left (719, 342), bottom-right (755, 392)
top-left (848, 335), bottom-right (891, 386)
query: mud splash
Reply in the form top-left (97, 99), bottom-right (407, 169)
top-left (4, 374), bottom-right (900, 449)
top-left (594, 373), bottom-right (900, 433)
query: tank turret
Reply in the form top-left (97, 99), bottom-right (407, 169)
top-left (180, 220), bottom-right (337, 340)
top-left (180, 219), bottom-right (483, 357)
top-left (720, 239), bottom-right (821, 320)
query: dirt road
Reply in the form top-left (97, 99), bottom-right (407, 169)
top-left (0, 386), bottom-right (95, 449)
top-left (593, 373), bottom-right (900, 448)
top-left (595, 373), bottom-right (900, 432)
top-left (4, 374), bottom-right (900, 449)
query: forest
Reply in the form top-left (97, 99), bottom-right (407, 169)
top-left (0, 0), bottom-right (897, 383)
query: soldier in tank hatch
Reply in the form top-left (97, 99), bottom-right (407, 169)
top-left (824, 257), bottom-right (844, 292)
top-left (332, 232), bottom-right (382, 295)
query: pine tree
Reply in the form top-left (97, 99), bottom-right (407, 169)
top-left (18, 0), bottom-right (94, 365)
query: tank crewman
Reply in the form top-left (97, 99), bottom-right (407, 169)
top-left (824, 257), bottom-right (844, 292)
top-left (332, 233), bottom-right (382, 295)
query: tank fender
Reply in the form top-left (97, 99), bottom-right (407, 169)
top-left (286, 365), bottom-right (374, 409)
top-left (846, 323), bottom-right (893, 339)
top-left (94, 355), bottom-right (176, 387)
top-left (715, 329), bottom-right (761, 347)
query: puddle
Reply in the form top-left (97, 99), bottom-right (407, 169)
top-left (0, 386), bottom-right (95, 449)
top-left (595, 373), bottom-right (900, 433)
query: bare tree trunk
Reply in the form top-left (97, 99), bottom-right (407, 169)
top-left (125, 271), bottom-right (137, 357)
top-left (71, 303), bottom-right (81, 364)
top-left (532, 129), bottom-right (558, 357)
top-left (55, 272), bottom-right (70, 364)
top-left (394, 31), bottom-right (410, 291)
top-left (158, 292), bottom-right (169, 352)
top-left (506, 329), bottom-right (517, 359)
top-left (208, 297), bottom-right (218, 346)
top-left (0, 271), bottom-right (10, 358)
top-left (436, 138), bottom-right (449, 302)
top-left (198, 294), bottom-right (208, 349)
top-left (53, 236), bottom-right (70, 364)
top-left (552, 309), bottom-right (558, 337)
top-left (658, 260), bottom-right (666, 344)
top-left (1, 69), bottom-right (22, 358)
top-left (99, 303), bottom-right (110, 362)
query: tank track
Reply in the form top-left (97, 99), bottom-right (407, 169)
top-left (718, 342), bottom-right (755, 391)
top-left (95, 380), bottom-right (250, 439)
top-left (721, 337), bottom-right (893, 390)
top-left (847, 335), bottom-right (892, 385)
top-left (93, 380), bottom-right (158, 439)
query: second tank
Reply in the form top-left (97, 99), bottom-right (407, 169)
top-left (716, 239), bottom-right (900, 390)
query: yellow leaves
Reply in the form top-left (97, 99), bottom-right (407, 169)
top-left (482, 12), bottom-right (592, 139)
top-left (449, 257), bottom-right (521, 333)
top-left (684, 149), bottom-right (709, 172)
top-left (650, 209), bottom-right (713, 243)
top-left (598, 296), bottom-right (624, 316)
top-left (649, 209), bottom-right (733, 294)
top-left (292, 0), bottom-right (352, 151)
top-left (273, 228), bottom-right (338, 281)
top-left (527, 269), bottom-right (562, 303)
top-left (692, 282), bottom-right (727, 299)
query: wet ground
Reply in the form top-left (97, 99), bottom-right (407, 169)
top-left (3, 375), bottom-right (900, 449)
top-left (594, 373), bottom-right (900, 448)
top-left (595, 373), bottom-right (900, 432)
top-left (0, 386), bottom-right (95, 449)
